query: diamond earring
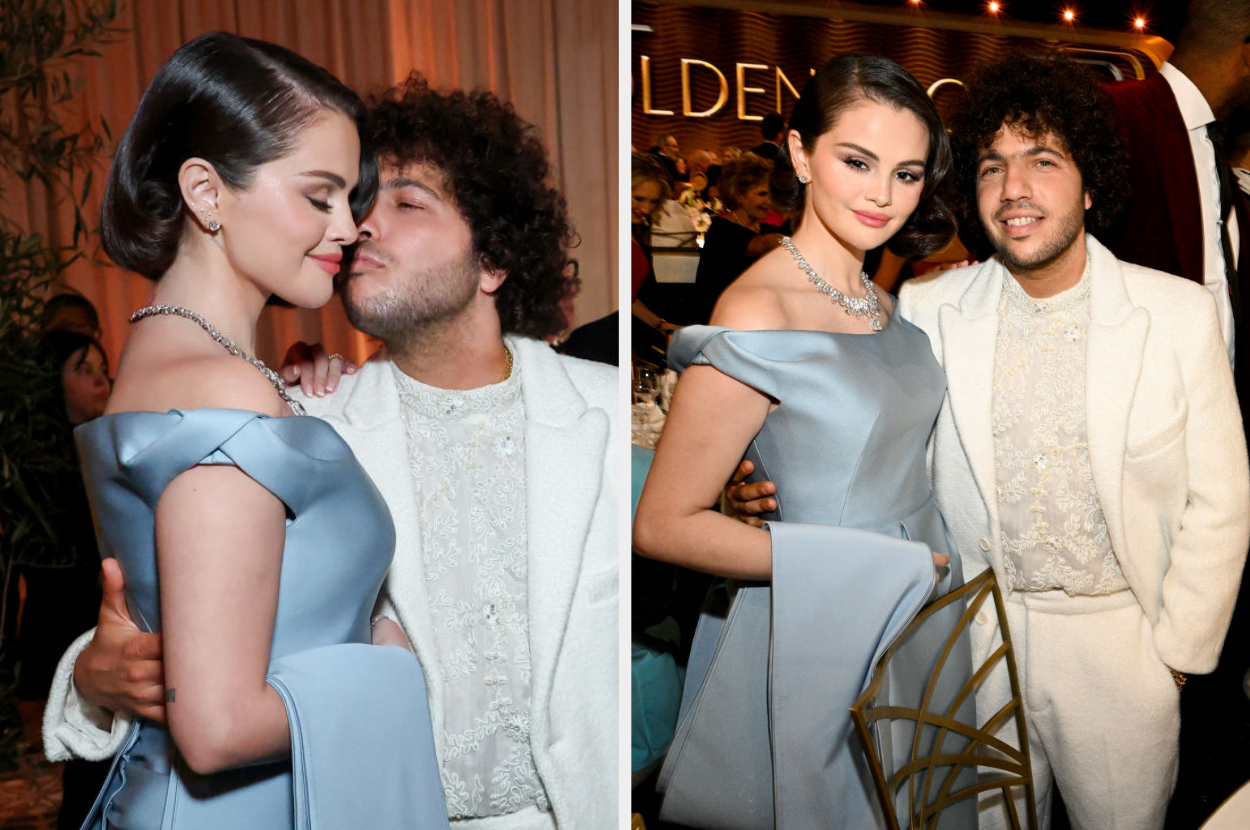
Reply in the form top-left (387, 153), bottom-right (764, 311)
top-left (197, 208), bottom-right (220, 232)
top-left (798, 175), bottom-right (809, 185)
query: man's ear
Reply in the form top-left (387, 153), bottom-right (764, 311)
top-left (1084, 189), bottom-right (1093, 212)
top-left (481, 265), bottom-right (507, 295)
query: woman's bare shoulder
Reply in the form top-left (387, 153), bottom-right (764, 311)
top-left (110, 350), bottom-right (288, 417)
top-left (709, 257), bottom-right (791, 331)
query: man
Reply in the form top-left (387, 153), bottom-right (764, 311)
top-left (685, 148), bottom-right (713, 179)
top-left (732, 52), bottom-right (1249, 829)
top-left (1099, 5), bottom-right (1250, 821)
top-left (1232, 111), bottom-right (1250, 197)
top-left (747, 113), bottom-right (785, 160)
top-left (647, 133), bottom-right (681, 183)
top-left (43, 75), bottom-right (617, 830)
top-left (1102, 0), bottom-right (1250, 368)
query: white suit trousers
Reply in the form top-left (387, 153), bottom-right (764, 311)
top-left (977, 589), bottom-right (1179, 830)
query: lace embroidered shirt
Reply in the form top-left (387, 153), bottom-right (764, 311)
top-left (393, 357), bottom-right (550, 820)
top-left (992, 261), bottom-right (1130, 596)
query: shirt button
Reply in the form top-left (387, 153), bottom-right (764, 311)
top-left (975, 610), bottom-right (989, 625)
top-left (979, 538), bottom-right (992, 551)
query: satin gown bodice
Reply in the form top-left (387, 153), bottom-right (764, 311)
top-left (79, 410), bottom-right (394, 651)
top-left (673, 313), bottom-right (946, 536)
top-left (73, 409), bottom-right (445, 830)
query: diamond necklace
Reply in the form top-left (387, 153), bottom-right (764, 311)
top-left (781, 236), bottom-right (882, 332)
top-left (129, 304), bottom-right (306, 416)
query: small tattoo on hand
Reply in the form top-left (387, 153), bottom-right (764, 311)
top-left (166, 688), bottom-right (175, 703)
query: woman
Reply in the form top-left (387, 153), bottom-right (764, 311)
top-left (691, 155), bottom-right (785, 324)
top-left (15, 332), bottom-right (109, 703)
top-left (9, 332), bottom-right (113, 830)
top-left (633, 55), bottom-right (977, 828)
top-left (70, 33), bottom-right (445, 829)
top-left (631, 152), bottom-right (680, 362)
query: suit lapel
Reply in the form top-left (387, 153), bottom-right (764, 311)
top-left (937, 265), bottom-right (1004, 532)
top-left (1083, 238), bottom-right (1150, 585)
top-left (515, 339), bottom-right (608, 744)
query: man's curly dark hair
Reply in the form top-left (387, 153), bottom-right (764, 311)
top-left (948, 50), bottom-right (1128, 251)
top-left (363, 73), bottom-right (578, 340)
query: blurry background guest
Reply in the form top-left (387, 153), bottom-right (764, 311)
top-left (647, 132), bottom-right (681, 185)
top-left (631, 153), bottom-right (681, 361)
top-left (38, 293), bottom-right (102, 340)
top-left (749, 113), bottom-right (786, 160)
top-left (1231, 108), bottom-right (1250, 196)
top-left (11, 330), bottom-right (111, 829)
top-left (13, 330), bottom-right (109, 700)
top-left (686, 149), bottom-right (713, 180)
top-left (692, 154), bottom-right (785, 324)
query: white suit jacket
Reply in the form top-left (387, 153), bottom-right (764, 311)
top-left (899, 235), bottom-right (1250, 674)
top-left (44, 336), bottom-right (618, 830)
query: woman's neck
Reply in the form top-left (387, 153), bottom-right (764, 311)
top-left (786, 220), bottom-right (868, 297)
top-left (151, 245), bottom-right (267, 355)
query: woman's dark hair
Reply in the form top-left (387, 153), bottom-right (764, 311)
top-left (365, 73), bottom-right (579, 340)
top-left (947, 50), bottom-right (1127, 248)
top-left (41, 330), bottom-right (108, 378)
top-left (772, 54), bottom-right (956, 261)
top-left (37, 331), bottom-right (109, 427)
top-left (39, 292), bottom-right (100, 332)
top-left (101, 32), bottom-right (377, 279)
top-left (719, 155), bottom-right (773, 211)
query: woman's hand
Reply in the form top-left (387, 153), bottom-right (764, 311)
top-left (279, 342), bottom-right (357, 397)
top-left (371, 617), bottom-right (413, 652)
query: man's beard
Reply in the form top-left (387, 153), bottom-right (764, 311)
top-left (340, 243), bottom-right (480, 348)
top-left (985, 200), bottom-right (1085, 274)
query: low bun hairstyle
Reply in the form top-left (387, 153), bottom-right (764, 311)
top-left (772, 54), bottom-right (956, 261)
top-left (100, 32), bottom-right (377, 280)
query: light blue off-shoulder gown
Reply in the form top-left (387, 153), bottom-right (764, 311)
top-left (74, 409), bottom-right (448, 830)
top-left (656, 305), bottom-right (978, 829)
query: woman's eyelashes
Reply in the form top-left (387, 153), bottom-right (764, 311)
top-left (840, 156), bottom-right (923, 184)
top-left (307, 194), bottom-right (332, 212)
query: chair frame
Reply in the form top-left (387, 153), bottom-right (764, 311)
top-left (850, 568), bottom-right (1036, 830)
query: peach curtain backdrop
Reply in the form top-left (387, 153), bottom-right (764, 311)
top-left (16, 0), bottom-right (617, 365)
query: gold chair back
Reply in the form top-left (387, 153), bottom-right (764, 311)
top-left (849, 568), bottom-right (1036, 830)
